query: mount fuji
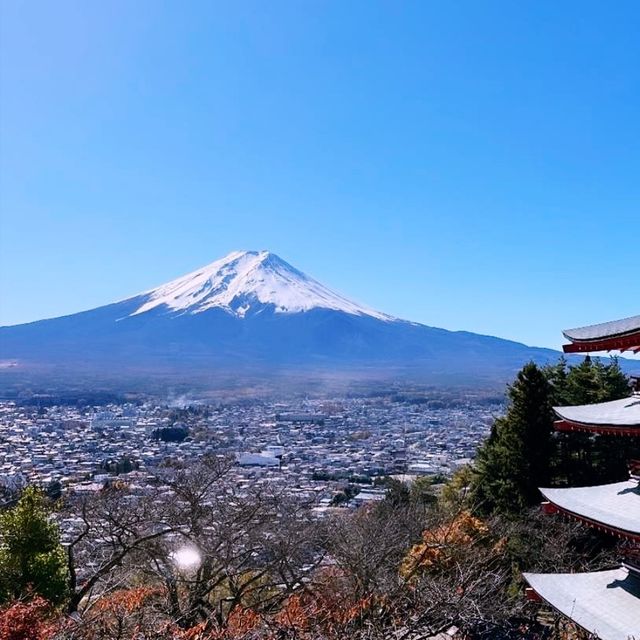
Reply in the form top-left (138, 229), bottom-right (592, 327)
top-left (0, 250), bottom-right (561, 387)
top-left (128, 250), bottom-right (393, 321)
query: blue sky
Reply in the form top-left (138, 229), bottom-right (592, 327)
top-left (1, 1), bottom-right (638, 350)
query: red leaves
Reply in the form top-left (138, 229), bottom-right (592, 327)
top-left (176, 608), bottom-right (262, 640)
top-left (0, 597), bottom-right (55, 640)
top-left (92, 586), bottom-right (161, 616)
top-left (275, 586), bottom-right (376, 637)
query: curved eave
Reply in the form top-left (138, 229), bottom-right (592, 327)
top-left (539, 480), bottom-right (640, 541)
top-left (542, 500), bottom-right (640, 542)
top-left (562, 315), bottom-right (640, 353)
top-left (553, 397), bottom-right (640, 434)
top-left (562, 332), bottom-right (640, 354)
top-left (523, 568), bottom-right (640, 640)
top-left (555, 418), bottom-right (640, 437)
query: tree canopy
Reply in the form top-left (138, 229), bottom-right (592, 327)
top-left (471, 356), bottom-right (633, 514)
top-left (0, 487), bottom-right (68, 605)
top-left (471, 362), bottom-right (554, 514)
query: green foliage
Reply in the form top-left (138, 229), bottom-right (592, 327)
top-left (381, 478), bottom-right (411, 508)
top-left (547, 355), bottom-right (630, 406)
top-left (330, 484), bottom-right (361, 506)
top-left (0, 487), bottom-right (68, 605)
top-left (100, 457), bottom-right (138, 475)
top-left (548, 356), bottom-right (637, 486)
top-left (152, 426), bottom-right (189, 442)
top-left (439, 465), bottom-right (474, 509)
top-left (409, 476), bottom-right (438, 506)
top-left (471, 363), bottom-right (554, 514)
top-left (471, 356), bottom-right (634, 515)
top-left (313, 471), bottom-right (372, 484)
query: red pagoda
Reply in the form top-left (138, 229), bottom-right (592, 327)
top-left (524, 314), bottom-right (640, 640)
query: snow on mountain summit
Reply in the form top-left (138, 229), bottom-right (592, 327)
top-left (130, 250), bottom-right (393, 321)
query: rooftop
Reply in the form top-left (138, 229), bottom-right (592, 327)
top-left (563, 315), bottom-right (640, 342)
top-left (554, 395), bottom-right (640, 429)
top-left (562, 314), bottom-right (640, 354)
top-left (524, 567), bottom-right (640, 640)
top-left (540, 480), bottom-right (640, 538)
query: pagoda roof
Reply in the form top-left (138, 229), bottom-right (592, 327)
top-left (554, 395), bottom-right (640, 434)
top-left (540, 480), bottom-right (640, 539)
top-left (562, 315), bottom-right (640, 353)
top-left (523, 567), bottom-right (640, 640)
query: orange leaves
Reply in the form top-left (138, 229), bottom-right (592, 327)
top-left (401, 510), bottom-right (489, 577)
top-left (170, 607), bottom-right (262, 640)
top-left (66, 587), bottom-right (170, 640)
top-left (173, 622), bottom-right (212, 640)
top-left (226, 607), bottom-right (261, 636)
top-left (274, 593), bottom-right (307, 630)
top-left (275, 585), bottom-right (376, 638)
top-left (0, 597), bottom-right (56, 640)
top-left (92, 585), bottom-right (161, 616)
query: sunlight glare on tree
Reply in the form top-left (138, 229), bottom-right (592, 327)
top-left (170, 547), bottom-right (202, 572)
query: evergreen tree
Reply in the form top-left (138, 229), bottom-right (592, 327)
top-left (598, 356), bottom-right (631, 401)
top-left (409, 476), bottom-right (438, 506)
top-left (382, 478), bottom-right (411, 507)
top-left (560, 356), bottom-right (630, 406)
top-left (543, 356), bottom-right (569, 406)
top-left (552, 356), bottom-right (634, 486)
top-left (562, 356), bottom-right (602, 405)
top-left (471, 362), bottom-right (554, 514)
top-left (0, 487), bottom-right (68, 605)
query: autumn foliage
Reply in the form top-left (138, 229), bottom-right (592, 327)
top-left (401, 510), bottom-right (489, 576)
top-left (275, 579), bottom-right (376, 638)
top-left (0, 424), bottom-right (620, 640)
top-left (0, 596), bottom-right (55, 640)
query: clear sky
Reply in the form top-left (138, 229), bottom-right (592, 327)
top-left (1, 1), bottom-right (638, 350)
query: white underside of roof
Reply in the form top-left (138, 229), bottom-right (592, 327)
top-left (554, 395), bottom-right (640, 427)
top-left (540, 480), bottom-right (640, 535)
top-left (563, 315), bottom-right (640, 342)
top-left (524, 568), bottom-right (640, 640)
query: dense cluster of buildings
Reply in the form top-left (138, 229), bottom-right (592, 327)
top-left (5, 314), bottom-right (639, 639)
top-left (0, 394), bottom-right (498, 508)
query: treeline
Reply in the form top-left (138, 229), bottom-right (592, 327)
top-left (312, 471), bottom-right (372, 484)
top-left (152, 425), bottom-right (189, 442)
top-left (12, 391), bottom-right (128, 408)
top-left (471, 356), bottom-right (635, 514)
top-left (0, 356), bottom-right (632, 640)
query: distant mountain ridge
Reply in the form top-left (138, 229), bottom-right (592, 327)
top-left (0, 250), bottom-right (586, 387)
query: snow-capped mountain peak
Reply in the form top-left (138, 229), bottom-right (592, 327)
top-left (129, 250), bottom-right (393, 320)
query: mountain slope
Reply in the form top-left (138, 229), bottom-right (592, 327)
top-left (128, 250), bottom-right (392, 320)
top-left (0, 250), bottom-right (564, 385)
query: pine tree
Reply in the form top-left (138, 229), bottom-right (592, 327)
top-left (471, 362), bottom-right (554, 514)
top-left (543, 356), bottom-right (568, 406)
top-left (553, 356), bottom-right (635, 485)
top-left (0, 487), bottom-right (68, 605)
top-left (598, 356), bottom-right (631, 401)
top-left (560, 356), bottom-right (630, 406)
top-left (563, 356), bottom-right (602, 405)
